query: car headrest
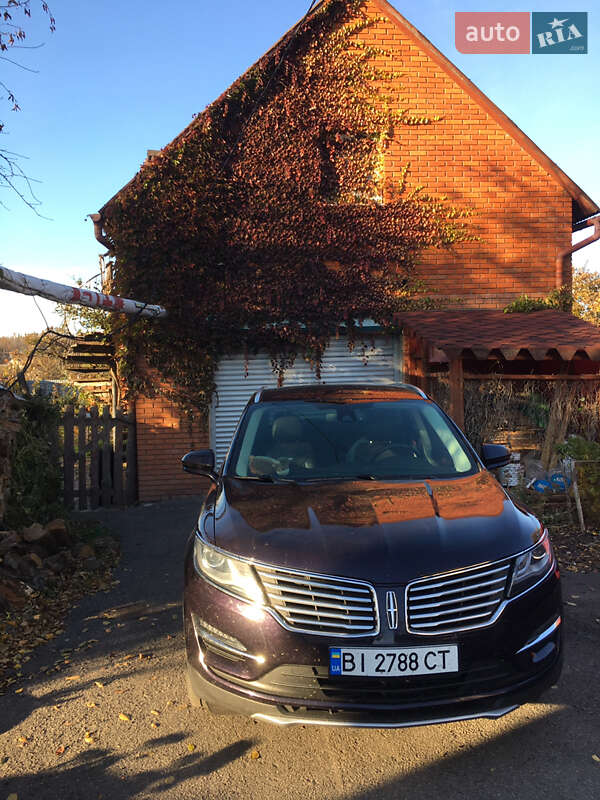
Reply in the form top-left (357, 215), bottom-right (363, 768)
top-left (272, 415), bottom-right (303, 443)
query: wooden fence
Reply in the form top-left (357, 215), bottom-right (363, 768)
top-left (61, 406), bottom-right (137, 509)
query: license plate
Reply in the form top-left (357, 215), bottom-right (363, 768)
top-left (329, 645), bottom-right (459, 677)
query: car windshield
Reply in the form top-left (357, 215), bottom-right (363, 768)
top-left (227, 399), bottom-right (477, 481)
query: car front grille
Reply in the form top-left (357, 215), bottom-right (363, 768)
top-left (406, 560), bottom-right (512, 634)
top-left (255, 565), bottom-right (378, 637)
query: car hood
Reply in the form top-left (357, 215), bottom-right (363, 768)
top-left (209, 472), bottom-right (541, 583)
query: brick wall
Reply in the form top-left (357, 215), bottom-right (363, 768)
top-left (135, 394), bottom-right (209, 502)
top-left (132, 2), bottom-right (580, 501)
top-left (362, 0), bottom-right (573, 308)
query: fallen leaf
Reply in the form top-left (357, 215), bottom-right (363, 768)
top-left (14, 688), bottom-right (23, 694)
top-left (17, 735), bottom-right (28, 745)
top-left (7, 793), bottom-right (18, 800)
top-left (150, 709), bottom-right (160, 716)
top-left (187, 743), bottom-right (196, 752)
top-left (150, 721), bottom-right (160, 729)
top-left (94, 681), bottom-right (104, 688)
top-left (593, 754), bottom-right (600, 763)
top-left (250, 750), bottom-right (260, 760)
top-left (119, 713), bottom-right (132, 722)
top-left (55, 745), bottom-right (66, 755)
top-left (86, 702), bottom-right (99, 708)
top-left (84, 734), bottom-right (94, 744)
top-left (65, 675), bottom-right (81, 681)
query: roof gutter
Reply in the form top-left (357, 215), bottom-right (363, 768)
top-left (556, 214), bottom-right (600, 289)
top-left (89, 212), bottom-right (113, 253)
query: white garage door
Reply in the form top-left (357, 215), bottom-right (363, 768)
top-left (211, 335), bottom-right (401, 465)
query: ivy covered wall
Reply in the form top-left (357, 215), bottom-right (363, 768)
top-left (102, 0), bottom-right (472, 415)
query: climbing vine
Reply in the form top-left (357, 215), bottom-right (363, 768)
top-left (103, 0), bottom-right (473, 416)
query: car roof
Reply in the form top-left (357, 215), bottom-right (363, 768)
top-left (254, 383), bottom-right (429, 403)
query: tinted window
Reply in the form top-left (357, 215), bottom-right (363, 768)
top-left (228, 399), bottom-right (477, 481)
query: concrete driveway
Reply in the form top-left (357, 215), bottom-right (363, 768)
top-left (1, 499), bottom-right (599, 800)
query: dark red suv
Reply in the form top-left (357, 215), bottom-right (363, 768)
top-left (182, 384), bottom-right (562, 727)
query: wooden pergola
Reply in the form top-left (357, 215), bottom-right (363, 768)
top-left (396, 310), bottom-right (600, 430)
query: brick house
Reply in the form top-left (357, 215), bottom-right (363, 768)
top-left (93, 0), bottom-right (599, 502)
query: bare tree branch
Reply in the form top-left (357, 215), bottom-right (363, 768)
top-left (0, 0), bottom-right (54, 211)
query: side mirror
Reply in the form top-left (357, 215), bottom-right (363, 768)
top-left (481, 443), bottom-right (511, 471)
top-left (182, 450), bottom-right (218, 482)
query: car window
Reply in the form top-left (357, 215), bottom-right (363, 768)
top-left (228, 399), bottom-right (477, 481)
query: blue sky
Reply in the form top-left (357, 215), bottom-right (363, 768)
top-left (0, 0), bottom-right (598, 334)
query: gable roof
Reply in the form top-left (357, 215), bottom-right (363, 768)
top-left (371, 0), bottom-right (597, 224)
top-left (101, 0), bottom-right (598, 224)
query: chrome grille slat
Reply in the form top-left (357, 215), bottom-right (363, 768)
top-left (407, 560), bottom-right (511, 634)
top-left (281, 617), bottom-right (374, 630)
top-left (272, 606), bottom-right (373, 621)
top-left (272, 600), bottom-right (373, 614)
top-left (256, 565), bottom-right (378, 637)
top-left (410, 610), bottom-right (493, 628)
top-left (410, 598), bottom-right (500, 619)
top-left (409, 565), bottom-right (510, 594)
top-left (260, 573), bottom-right (371, 594)
top-left (262, 584), bottom-right (372, 603)
top-left (409, 576), bottom-right (506, 602)
top-left (410, 587), bottom-right (504, 611)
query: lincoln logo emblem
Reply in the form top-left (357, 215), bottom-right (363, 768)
top-left (386, 590), bottom-right (399, 630)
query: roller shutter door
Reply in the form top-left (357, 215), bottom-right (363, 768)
top-left (211, 336), bottom-right (400, 465)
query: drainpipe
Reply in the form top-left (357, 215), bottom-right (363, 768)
top-left (556, 215), bottom-right (600, 289)
top-left (89, 212), bottom-right (113, 253)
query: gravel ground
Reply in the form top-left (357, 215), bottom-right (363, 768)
top-left (1, 498), bottom-right (599, 800)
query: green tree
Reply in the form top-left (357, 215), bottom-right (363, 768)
top-left (572, 265), bottom-right (600, 325)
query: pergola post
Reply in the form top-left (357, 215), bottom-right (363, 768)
top-left (403, 331), bottom-right (429, 392)
top-left (449, 356), bottom-right (464, 430)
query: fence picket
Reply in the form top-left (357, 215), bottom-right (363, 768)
top-left (90, 406), bottom-right (100, 508)
top-left (101, 406), bottom-right (112, 506)
top-left (63, 406), bottom-right (75, 509)
top-left (77, 407), bottom-right (87, 508)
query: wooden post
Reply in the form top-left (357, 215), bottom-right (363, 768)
top-left (572, 465), bottom-right (586, 534)
top-left (541, 381), bottom-right (572, 472)
top-left (63, 406), bottom-right (75, 509)
top-left (402, 332), bottom-right (428, 391)
top-left (113, 411), bottom-right (124, 506)
top-left (449, 357), bottom-right (464, 430)
top-left (89, 406), bottom-right (100, 509)
top-left (125, 409), bottom-right (137, 505)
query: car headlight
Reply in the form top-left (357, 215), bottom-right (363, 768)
top-left (193, 536), bottom-right (265, 604)
top-left (509, 529), bottom-right (554, 597)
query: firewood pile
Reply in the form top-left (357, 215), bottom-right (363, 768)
top-left (0, 518), bottom-right (117, 611)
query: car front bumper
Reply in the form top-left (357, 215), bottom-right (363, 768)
top-left (186, 646), bottom-right (561, 727)
top-left (184, 562), bottom-right (563, 727)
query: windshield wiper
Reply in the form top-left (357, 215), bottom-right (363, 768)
top-left (234, 475), bottom-right (297, 484)
top-left (298, 474), bottom-right (378, 483)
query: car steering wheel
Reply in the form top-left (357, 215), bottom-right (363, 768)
top-left (346, 438), bottom-right (418, 464)
top-left (373, 443), bottom-right (419, 463)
